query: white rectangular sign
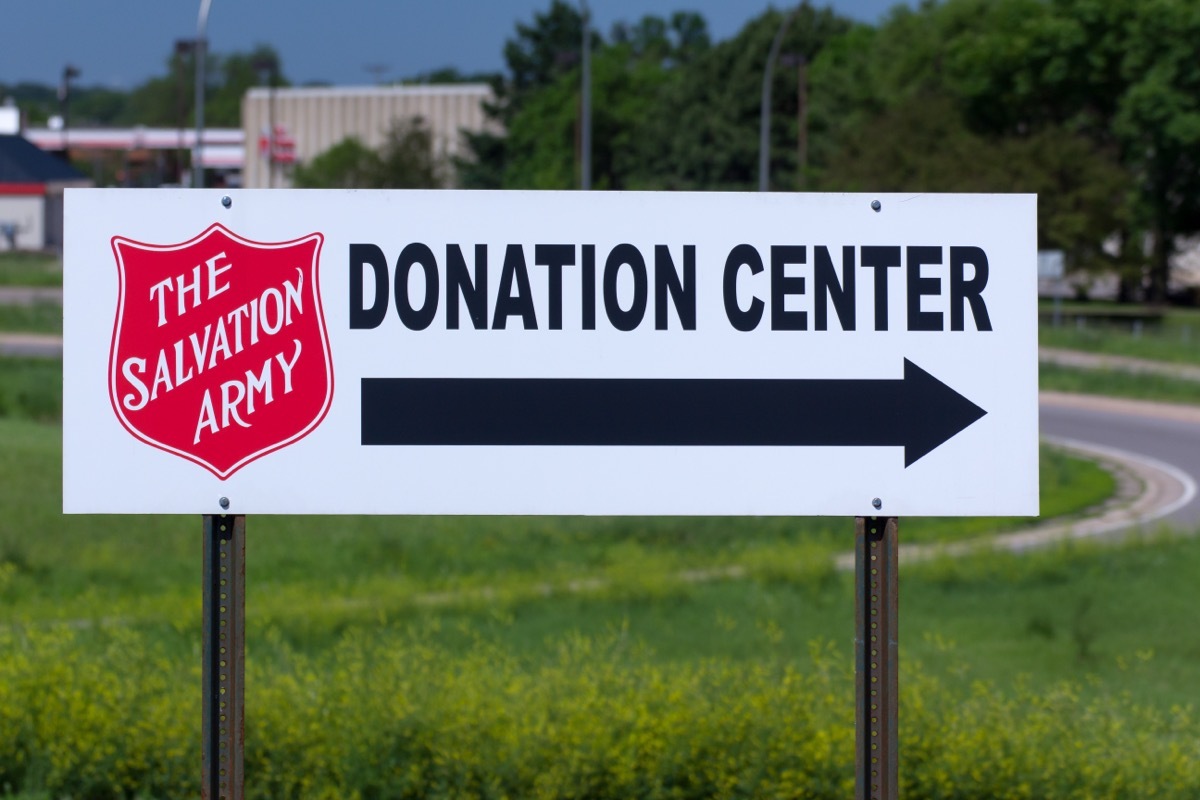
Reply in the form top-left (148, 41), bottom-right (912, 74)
top-left (64, 190), bottom-right (1038, 516)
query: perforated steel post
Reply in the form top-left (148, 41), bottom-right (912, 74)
top-left (202, 515), bottom-right (245, 800)
top-left (855, 516), bottom-right (898, 800)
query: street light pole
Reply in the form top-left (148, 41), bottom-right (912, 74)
top-left (580, 0), bottom-right (592, 191)
top-left (175, 41), bottom-right (195, 184)
top-left (253, 57), bottom-right (279, 189)
top-left (781, 53), bottom-right (808, 191)
top-left (758, 4), bottom-right (802, 192)
top-left (797, 54), bottom-right (807, 191)
top-left (193, 0), bottom-right (213, 189)
top-left (59, 65), bottom-right (80, 154)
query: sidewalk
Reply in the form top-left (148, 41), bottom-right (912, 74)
top-left (0, 285), bottom-right (62, 356)
top-left (0, 332), bottom-right (61, 358)
top-left (833, 432), bottom-right (1196, 571)
top-left (0, 286), bottom-right (62, 306)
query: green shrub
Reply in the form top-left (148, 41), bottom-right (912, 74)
top-left (0, 303), bottom-right (61, 334)
top-left (0, 253), bottom-right (61, 288)
top-left (0, 360), bottom-right (60, 422)
top-left (0, 627), bottom-right (194, 799)
top-left (2, 625), bottom-right (1196, 799)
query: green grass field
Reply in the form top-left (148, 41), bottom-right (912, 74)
top-left (0, 302), bottom-right (62, 334)
top-left (3, 412), bottom-right (1199, 797)
top-left (0, 409), bottom-right (1149, 712)
top-left (0, 252), bottom-right (61, 287)
top-left (1040, 362), bottom-right (1200, 404)
top-left (2, 287), bottom-right (1199, 795)
top-left (1035, 299), bottom-right (1200, 405)
top-left (1041, 301), bottom-right (1200, 365)
top-left (1, 416), bottom-right (1111, 634)
top-left (0, 359), bottom-right (60, 421)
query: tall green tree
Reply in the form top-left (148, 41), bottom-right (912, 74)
top-left (821, 90), bottom-right (1128, 260)
top-left (968, 0), bottom-right (1200, 300)
top-left (812, 0), bottom-right (1200, 299)
top-left (291, 137), bottom-right (381, 189)
top-left (116, 44), bottom-right (287, 128)
top-left (633, 5), bottom-right (852, 191)
top-left (1097, 0), bottom-right (1200, 301)
top-left (376, 118), bottom-right (445, 187)
top-left (462, 3), bottom-right (851, 193)
top-left (293, 119), bottom-right (445, 189)
top-left (208, 45), bottom-right (289, 127)
top-left (458, 0), bottom-right (597, 188)
top-left (498, 11), bottom-right (710, 190)
top-left (118, 56), bottom-right (190, 127)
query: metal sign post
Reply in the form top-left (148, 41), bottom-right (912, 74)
top-left (856, 516), bottom-right (898, 800)
top-left (202, 514), bottom-right (245, 800)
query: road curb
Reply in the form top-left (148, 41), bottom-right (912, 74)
top-left (0, 332), bottom-right (62, 358)
top-left (0, 287), bottom-right (62, 306)
top-left (832, 435), bottom-right (1196, 570)
top-left (1040, 389), bottom-right (1200, 425)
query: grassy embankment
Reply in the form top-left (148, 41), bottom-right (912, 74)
top-left (0, 303), bottom-right (61, 334)
top-left (1039, 301), bottom-right (1200, 400)
top-left (0, 251), bottom-right (60, 287)
top-left (4, 411), bottom-right (1200, 798)
top-left (2, 410), bottom-right (1111, 636)
top-left (1040, 300), bottom-right (1200, 364)
top-left (1040, 361), bottom-right (1200, 403)
top-left (0, 252), bottom-right (63, 335)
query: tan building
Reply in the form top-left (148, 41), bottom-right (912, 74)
top-left (241, 84), bottom-right (496, 189)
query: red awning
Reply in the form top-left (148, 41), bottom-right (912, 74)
top-left (0, 182), bottom-right (46, 196)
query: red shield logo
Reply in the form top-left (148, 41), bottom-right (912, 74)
top-left (109, 223), bottom-right (333, 479)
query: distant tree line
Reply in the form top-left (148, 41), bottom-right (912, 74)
top-left (7, 0), bottom-right (1197, 300)
top-left (457, 0), bottom-right (1199, 302)
top-left (1, 45), bottom-right (289, 130)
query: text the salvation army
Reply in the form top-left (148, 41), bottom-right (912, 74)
top-left (118, 251), bottom-right (307, 444)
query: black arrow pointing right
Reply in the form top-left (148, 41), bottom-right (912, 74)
top-left (361, 358), bottom-right (987, 467)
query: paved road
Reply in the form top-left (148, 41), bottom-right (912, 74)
top-left (1041, 393), bottom-right (1200, 527)
top-left (0, 332), bottom-right (61, 358)
top-left (0, 287), bottom-right (62, 305)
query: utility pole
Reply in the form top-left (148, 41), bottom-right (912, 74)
top-left (781, 53), bottom-right (808, 191)
top-left (59, 65), bottom-right (80, 154)
top-left (193, 0), bottom-right (212, 189)
top-left (254, 56), bottom-right (278, 189)
top-left (175, 41), bottom-right (195, 184)
top-left (580, 0), bottom-right (592, 190)
top-left (758, 4), bottom-right (803, 192)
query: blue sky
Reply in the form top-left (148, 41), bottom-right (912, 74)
top-left (1, 1), bottom-right (910, 90)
